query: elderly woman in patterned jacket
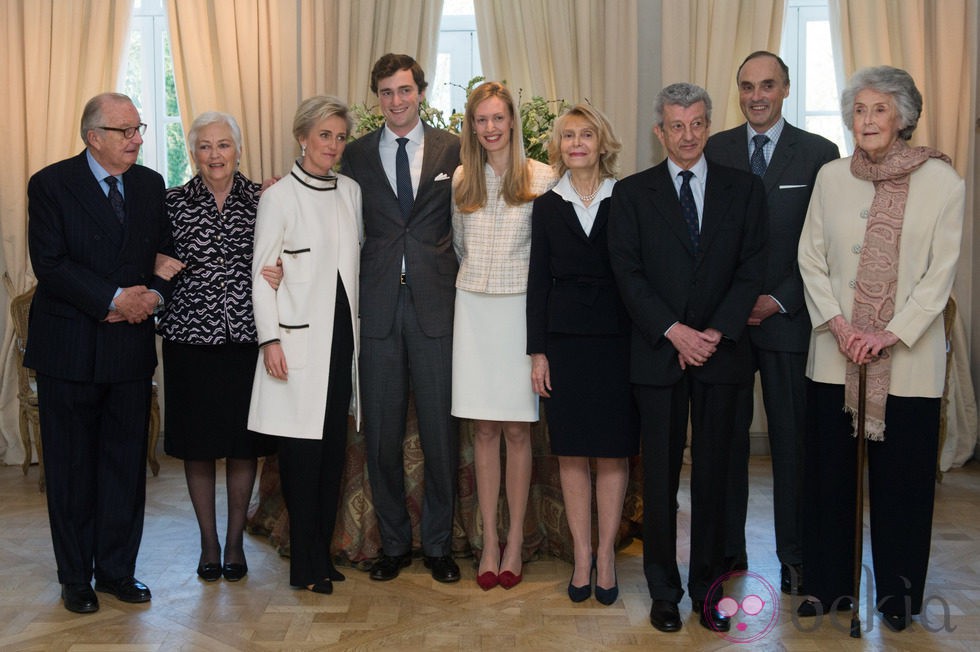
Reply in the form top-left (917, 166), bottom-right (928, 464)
top-left (156, 111), bottom-right (279, 584)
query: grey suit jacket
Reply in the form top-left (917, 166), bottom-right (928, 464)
top-left (342, 125), bottom-right (461, 338)
top-left (705, 122), bottom-right (839, 352)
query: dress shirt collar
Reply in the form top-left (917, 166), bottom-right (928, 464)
top-left (381, 120), bottom-right (424, 148)
top-left (666, 155), bottom-right (708, 186)
top-left (553, 172), bottom-right (615, 207)
top-left (87, 149), bottom-right (123, 197)
top-left (745, 117), bottom-right (785, 151)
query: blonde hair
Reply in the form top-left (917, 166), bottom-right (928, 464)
top-left (547, 103), bottom-right (621, 180)
top-left (454, 81), bottom-right (536, 213)
top-left (292, 95), bottom-right (352, 142)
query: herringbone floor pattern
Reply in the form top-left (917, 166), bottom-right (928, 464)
top-left (2, 450), bottom-right (979, 651)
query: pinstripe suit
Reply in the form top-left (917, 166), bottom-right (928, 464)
top-left (26, 150), bottom-right (172, 585)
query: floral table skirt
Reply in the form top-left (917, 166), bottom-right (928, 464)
top-left (246, 397), bottom-right (643, 567)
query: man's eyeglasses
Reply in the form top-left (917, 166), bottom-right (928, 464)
top-left (98, 123), bottom-right (148, 139)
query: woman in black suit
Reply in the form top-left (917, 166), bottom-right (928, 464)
top-left (527, 104), bottom-right (638, 605)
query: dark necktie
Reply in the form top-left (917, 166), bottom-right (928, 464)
top-left (750, 134), bottom-right (770, 177)
top-left (678, 170), bottom-right (699, 251)
top-left (104, 175), bottom-right (125, 223)
top-left (395, 137), bottom-right (413, 220)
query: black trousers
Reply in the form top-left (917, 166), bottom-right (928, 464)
top-left (802, 381), bottom-right (940, 615)
top-left (36, 374), bottom-right (151, 585)
top-left (278, 277), bottom-right (354, 587)
top-left (635, 376), bottom-right (738, 603)
top-left (725, 348), bottom-right (806, 565)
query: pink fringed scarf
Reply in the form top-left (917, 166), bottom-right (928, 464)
top-left (846, 140), bottom-right (951, 440)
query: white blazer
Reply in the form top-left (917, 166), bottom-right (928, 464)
top-left (798, 156), bottom-right (963, 398)
top-left (247, 164), bottom-right (363, 439)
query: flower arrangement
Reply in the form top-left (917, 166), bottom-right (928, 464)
top-left (350, 77), bottom-right (567, 164)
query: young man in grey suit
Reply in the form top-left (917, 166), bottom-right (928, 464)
top-left (341, 53), bottom-right (461, 583)
top-left (26, 93), bottom-right (173, 613)
top-left (609, 83), bottom-right (767, 633)
top-left (704, 51), bottom-right (839, 595)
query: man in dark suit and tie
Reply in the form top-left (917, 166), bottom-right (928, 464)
top-left (608, 83), bottom-right (767, 633)
top-left (341, 54), bottom-right (461, 583)
top-left (705, 51), bottom-right (840, 595)
top-left (26, 93), bottom-right (173, 613)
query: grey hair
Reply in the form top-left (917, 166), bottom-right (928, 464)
top-left (187, 111), bottom-right (243, 157)
top-left (654, 83), bottom-right (712, 126)
top-left (840, 66), bottom-right (922, 141)
top-left (292, 95), bottom-right (352, 142)
top-left (79, 92), bottom-right (133, 145)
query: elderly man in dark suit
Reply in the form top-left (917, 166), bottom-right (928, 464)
top-left (26, 92), bottom-right (173, 614)
top-left (341, 53), bottom-right (461, 583)
top-left (608, 83), bottom-right (767, 633)
top-left (705, 51), bottom-right (840, 595)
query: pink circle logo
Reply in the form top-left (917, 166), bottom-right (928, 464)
top-left (705, 570), bottom-right (780, 643)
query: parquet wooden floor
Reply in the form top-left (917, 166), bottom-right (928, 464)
top-left (2, 450), bottom-right (979, 651)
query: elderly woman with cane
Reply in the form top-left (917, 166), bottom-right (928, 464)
top-left (797, 66), bottom-right (963, 631)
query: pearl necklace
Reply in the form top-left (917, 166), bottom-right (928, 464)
top-left (571, 179), bottom-right (600, 204)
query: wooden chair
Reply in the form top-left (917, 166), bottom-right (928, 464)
top-left (7, 285), bottom-right (162, 491)
top-left (9, 286), bottom-right (43, 491)
top-left (937, 296), bottom-right (956, 483)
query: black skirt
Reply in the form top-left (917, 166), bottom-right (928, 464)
top-left (162, 339), bottom-right (276, 460)
top-left (543, 333), bottom-right (639, 457)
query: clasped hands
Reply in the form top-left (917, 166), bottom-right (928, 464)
top-left (828, 314), bottom-right (898, 364)
top-left (669, 324), bottom-right (722, 370)
top-left (105, 285), bottom-right (160, 323)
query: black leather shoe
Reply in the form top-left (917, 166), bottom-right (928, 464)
top-left (723, 552), bottom-right (748, 572)
top-left (222, 562), bottom-right (248, 582)
top-left (780, 563), bottom-right (805, 595)
top-left (94, 577), bottom-right (151, 603)
top-left (197, 563), bottom-right (222, 582)
top-left (649, 599), bottom-right (682, 632)
top-left (881, 611), bottom-right (908, 631)
top-left (62, 583), bottom-right (99, 613)
top-left (797, 597), bottom-right (853, 617)
top-left (423, 555), bottom-right (461, 583)
top-left (694, 599), bottom-right (731, 632)
top-left (309, 578), bottom-right (333, 594)
top-left (369, 553), bottom-right (412, 581)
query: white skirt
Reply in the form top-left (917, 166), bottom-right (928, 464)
top-left (451, 289), bottom-right (538, 421)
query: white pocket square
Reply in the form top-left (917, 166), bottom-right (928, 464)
top-left (779, 184), bottom-right (807, 189)
top-left (433, 172), bottom-right (450, 181)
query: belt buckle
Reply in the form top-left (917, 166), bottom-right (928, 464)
top-left (399, 273), bottom-right (407, 285)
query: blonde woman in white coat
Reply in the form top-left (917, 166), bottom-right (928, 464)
top-left (248, 96), bottom-right (362, 594)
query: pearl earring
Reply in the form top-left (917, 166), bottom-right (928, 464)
top-left (301, 144), bottom-right (306, 157)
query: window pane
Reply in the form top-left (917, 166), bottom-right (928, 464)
top-left (164, 33), bottom-right (180, 117)
top-left (166, 122), bottom-right (191, 187)
top-left (123, 30), bottom-right (143, 113)
top-left (804, 20), bottom-right (837, 112)
top-left (805, 115), bottom-right (847, 155)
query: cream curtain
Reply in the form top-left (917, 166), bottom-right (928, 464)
top-left (168, 0), bottom-right (443, 182)
top-left (473, 0), bottom-right (640, 175)
top-left (831, 0), bottom-right (978, 467)
top-left (660, 0), bottom-right (784, 133)
top-left (0, 0), bottom-right (132, 464)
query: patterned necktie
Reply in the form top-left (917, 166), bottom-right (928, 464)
top-left (395, 137), bottom-right (413, 220)
top-left (104, 175), bottom-right (125, 223)
top-left (750, 134), bottom-right (770, 177)
top-left (678, 170), bottom-right (699, 251)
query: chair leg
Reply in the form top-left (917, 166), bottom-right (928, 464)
top-left (19, 409), bottom-right (31, 475)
